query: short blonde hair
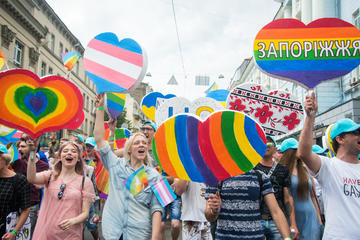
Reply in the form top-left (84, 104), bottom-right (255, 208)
top-left (0, 153), bottom-right (12, 166)
top-left (123, 132), bottom-right (151, 166)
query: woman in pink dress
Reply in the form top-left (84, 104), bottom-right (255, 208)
top-left (26, 141), bottom-right (95, 239)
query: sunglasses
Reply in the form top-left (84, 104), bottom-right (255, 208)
top-left (58, 184), bottom-right (66, 200)
top-left (266, 142), bottom-right (275, 148)
top-left (349, 129), bottom-right (360, 136)
top-left (140, 127), bottom-right (154, 132)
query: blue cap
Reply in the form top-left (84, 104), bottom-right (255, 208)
top-left (312, 144), bottom-right (329, 154)
top-left (266, 135), bottom-right (277, 145)
top-left (85, 137), bottom-right (96, 147)
top-left (75, 134), bottom-right (84, 142)
top-left (280, 138), bottom-right (298, 152)
top-left (330, 118), bottom-right (360, 140)
top-left (142, 122), bottom-right (157, 131)
top-left (276, 145), bottom-right (282, 151)
top-left (0, 144), bottom-right (9, 154)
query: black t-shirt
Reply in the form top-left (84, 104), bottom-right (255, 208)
top-left (255, 162), bottom-right (291, 219)
top-left (0, 173), bottom-right (31, 236)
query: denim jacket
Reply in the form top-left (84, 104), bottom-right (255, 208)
top-left (95, 143), bottom-right (163, 240)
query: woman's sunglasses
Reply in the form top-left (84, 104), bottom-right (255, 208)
top-left (58, 184), bottom-right (66, 200)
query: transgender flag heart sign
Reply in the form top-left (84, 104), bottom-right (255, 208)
top-left (84, 32), bottom-right (148, 93)
top-left (254, 18), bottom-right (360, 89)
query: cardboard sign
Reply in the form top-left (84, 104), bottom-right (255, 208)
top-left (152, 110), bottom-right (266, 186)
top-left (62, 51), bottom-right (81, 71)
top-left (0, 69), bottom-right (84, 138)
top-left (141, 92), bottom-right (176, 121)
top-left (84, 32), bottom-right (147, 93)
top-left (226, 83), bottom-right (304, 136)
top-left (105, 92), bottom-right (126, 119)
top-left (254, 18), bottom-right (360, 89)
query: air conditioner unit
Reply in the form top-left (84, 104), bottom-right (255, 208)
top-left (350, 77), bottom-right (360, 86)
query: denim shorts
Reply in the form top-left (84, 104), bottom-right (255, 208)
top-left (161, 195), bottom-right (181, 221)
top-left (85, 203), bottom-right (98, 231)
top-left (261, 219), bottom-right (282, 240)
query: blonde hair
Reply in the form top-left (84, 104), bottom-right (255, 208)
top-left (0, 153), bottom-right (12, 166)
top-left (53, 142), bottom-right (84, 180)
top-left (123, 132), bottom-right (151, 166)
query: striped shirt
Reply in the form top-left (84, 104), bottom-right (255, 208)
top-left (207, 170), bottom-right (274, 240)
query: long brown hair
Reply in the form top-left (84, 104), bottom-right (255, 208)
top-left (53, 142), bottom-right (84, 180)
top-left (279, 148), bottom-right (310, 200)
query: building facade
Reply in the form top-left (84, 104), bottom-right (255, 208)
top-left (229, 0), bottom-right (360, 144)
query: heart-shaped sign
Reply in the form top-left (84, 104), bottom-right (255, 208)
top-left (105, 92), bottom-right (127, 119)
top-left (254, 18), bottom-right (360, 89)
top-left (0, 69), bottom-right (84, 139)
top-left (226, 83), bottom-right (304, 136)
top-left (0, 49), bottom-right (5, 70)
top-left (83, 32), bottom-right (148, 93)
top-left (141, 92), bottom-right (176, 121)
top-left (152, 110), bottom-right (266, 186)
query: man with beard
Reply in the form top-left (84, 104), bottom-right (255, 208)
top-left (255, 136), bottom-right (299, 240)
top-left (12, 134), bottom-right (49, 239)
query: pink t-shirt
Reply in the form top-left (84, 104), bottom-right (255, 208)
top-left (32, 171), bottom-right (95, 240)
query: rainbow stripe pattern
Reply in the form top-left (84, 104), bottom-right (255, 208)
top-left (124, 166), bottom-right (149, 196)
top-left (141, 92), bottom-right (176, 121)
top-left (254, 18), bottom-right (360, 89)
top-left (105, 92), bottom-right (126, 119)
top-left (0, 69), bottom-right (84, 139)
top-left (0, 49), bottom-right (5, 69)
top-left (114, 128), bottom-right (131, 150)
top-left (204, 82), bottom-right (218, 93)
top-left (84, 32), bottom-right (147, 93)
top-left (151, 177), bottom-right (177, 207)
top-left (152, 110), bottom-right (267, 186)
top-left (61, 51), bottom-right (81, 71)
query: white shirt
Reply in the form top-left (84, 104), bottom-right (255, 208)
top-left (317, 156), bottom-right (360, 239)
top-left (181, 182), bottom-right (208, 222)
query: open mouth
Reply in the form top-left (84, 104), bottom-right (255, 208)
top-left (65, 156), bottom-right (74, 162)
top-left (138, 149), bottom-right (145, 154)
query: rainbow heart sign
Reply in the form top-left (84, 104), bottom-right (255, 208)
top-left (83, 32), bottom-right (148, 93)
top-left (226, 83), bottom-right (304, 136)
top-left (0, 69), bottom-right (84, 139)
top-left (254, 18), bottom-right (360, 89)
top-left (152, 110), bottom-right (266, 186)
top-left (141, 92), bottom-right (176, 121)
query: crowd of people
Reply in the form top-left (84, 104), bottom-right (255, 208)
top-left (0, 92), bottom-right (359, 240)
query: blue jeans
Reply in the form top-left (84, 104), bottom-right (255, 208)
top-left (85, 203), bottom-right (98, 231)
top-left (261, 219), bottom-right (282, 240)
top-left (161, 195), bottom-right (181, 221)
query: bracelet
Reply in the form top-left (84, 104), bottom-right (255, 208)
top-left (210, 209), bottom-right (218, 216)
top-left (11, 230), bottom-right (17, 236)
top-left (108, 137), bottom-right (114, 141)
top-left (94, 211), bottom-right (99, 215)
top-left (284, 238), bottom-right (292, 240)
top-left (98, 107), bottom-right (105, 111)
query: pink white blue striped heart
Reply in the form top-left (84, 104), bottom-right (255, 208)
top-left (83, 32), bottom-right (148, 93)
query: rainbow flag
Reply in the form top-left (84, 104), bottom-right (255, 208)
top-left (204, 82), bottom-right (218, 93)
top-left (62, 51), bottom-right (81, 71)
top-left (124, 166), bottom-right (148, 196)
top-left (105, 92), bottom-right (126, 119)
top-left (151, 177), bottom-right (177, 207)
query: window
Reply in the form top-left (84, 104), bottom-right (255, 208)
top-left (59, 42), bottom-right (63, 57)
top-left (84, 119), bottom-right (88, 135)
top-left (83, 93), bottom-right (86, 110)
top-left (74, 62), bottom-right (79, 75)
top-left (65, 48), bottom-right (68, 53)
top-left (49, 34), bottom-right (55, 51)
top-left (91, 100), bottom-right (94, 112)
top-left (14, 40), bottom-right (24, 66)
top-left (86, 96), bottom-right (89, 111)
top-left (89, 121), bottom-right (92, 136)
top-left (195, 75), bottom-right (210, 86)
top-left (41, 62), bottom-right (46, 76)
top-left (48, 67), bottom-right (53, 74)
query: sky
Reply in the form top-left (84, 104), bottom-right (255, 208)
top-left (47, 0), bottom-right (281, 100)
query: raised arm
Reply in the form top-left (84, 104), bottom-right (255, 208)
top-left (94, 93), bottom-right (106, 149)
top-left (26, 139), bottom-right (45, 185)
top-left (265, 193), bottom-right (291, 239)
top-left (298, 92), bottom-right (321, 174)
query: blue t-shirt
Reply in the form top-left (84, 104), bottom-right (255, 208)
top-left (206, 170), bottom-right (274, 240)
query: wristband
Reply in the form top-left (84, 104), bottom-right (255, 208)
top-left (284, 238), bottom-right (292, 240)
top-left (11, 230), bottom-right (17, 236)
top-left (210, 209), bottom-right (218, 216)
top-left (108, 137), bottom-right (114, 141)
top-left (98, 107), bottom-right (105, 111)
top-left (94, 211), bottom-right (99, 215)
